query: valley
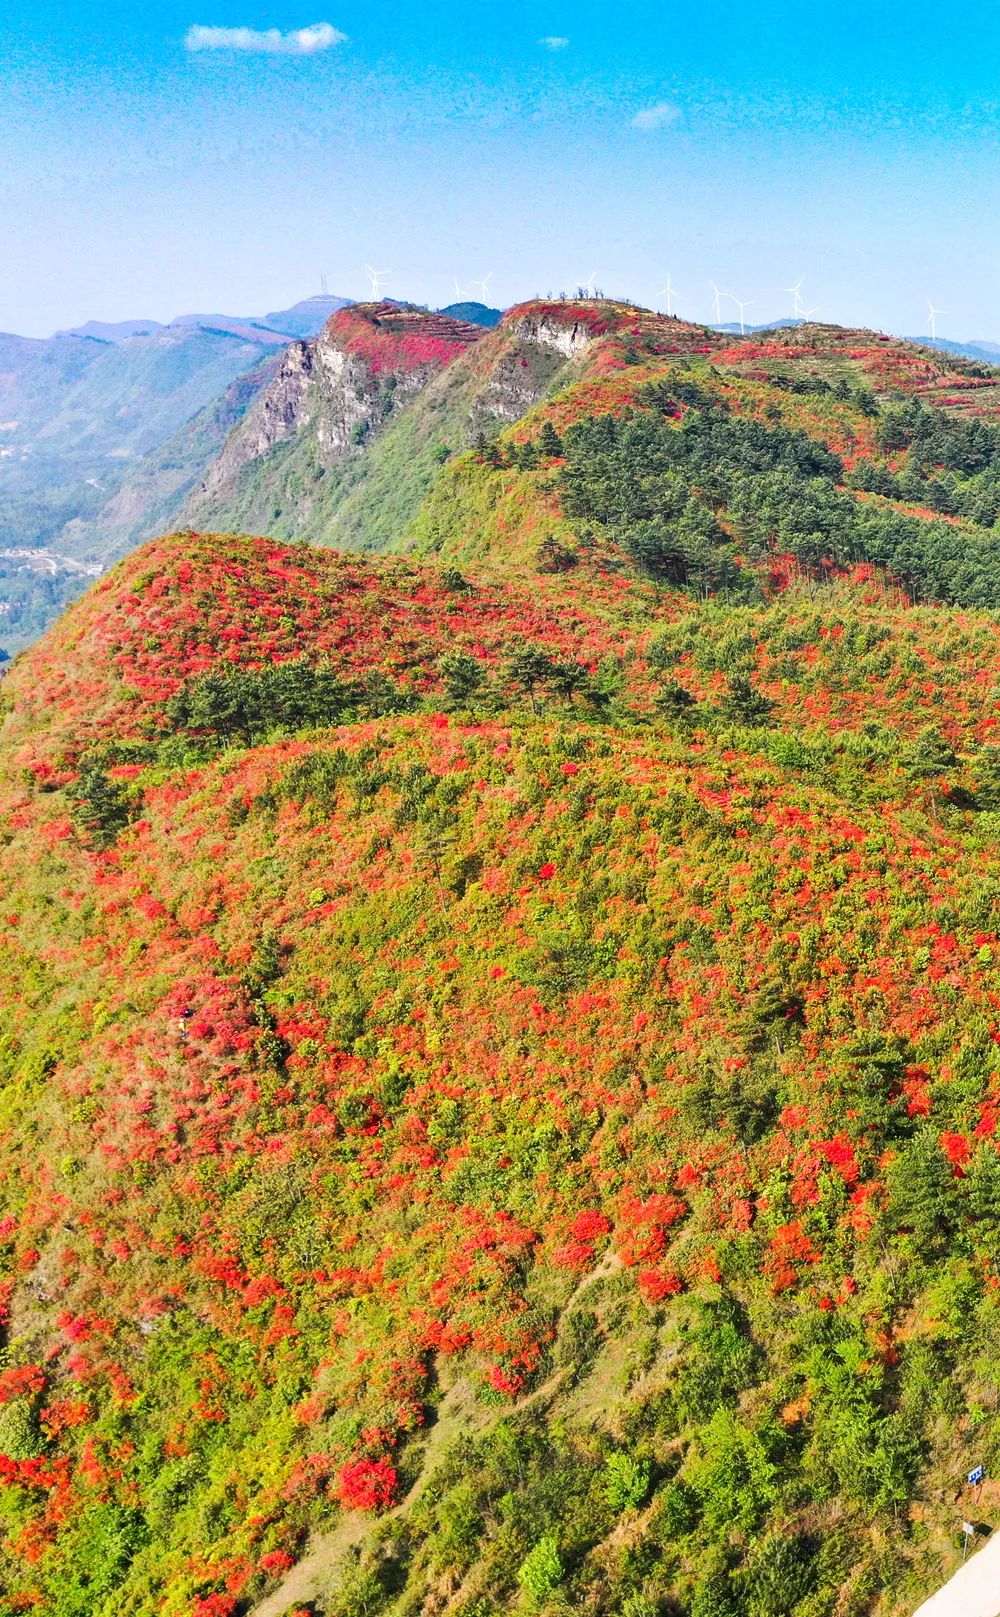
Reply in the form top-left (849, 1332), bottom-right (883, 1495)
top-left (0, 299), bottom-right (352, 654)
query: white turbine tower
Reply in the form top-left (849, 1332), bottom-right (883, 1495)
top-left (658, 272), bottom-right (681, 316)
top-left (580, 271), bottom-right (597, 298)
top-left (452, 275), bottom-right (463, 299)
top-left (782, 277), bottom-right (805, 319)
top-left (710, 280), bottom-right (724, 324)
top-left (926, 297), bottom-right (946, 340)
top-left (470, 272), bottom-right (493, 301)
top-left (731, 295), bottom-right (755, 336)
top-left (363, 263), bottom-right (392, 300)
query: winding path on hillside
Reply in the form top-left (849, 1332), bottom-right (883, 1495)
top-left (252, 1250), bottom-right (623, 1617)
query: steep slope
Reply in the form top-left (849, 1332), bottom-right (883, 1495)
top-left (26, 326), bottom-right (288, 464)
top-left (0, 334), bottom-right (110, 444)
top-left (51, 353), bottom-right (286, 576)
top-left (179, 302), bottom-right (493, 543)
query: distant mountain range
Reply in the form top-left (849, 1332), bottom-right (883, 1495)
top-left (58, 296), bottom-right (503, 344)
top-left (57, 294), bottom-right (352, 344)
top-left (0, 296), bottom-right (356, 649)
top-left (903, 333), bottom-right (1000, 366)
top-left (439, 300), bottom-right (504, 328)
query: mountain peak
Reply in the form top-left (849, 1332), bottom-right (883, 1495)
top-left (58, 317), bottom-right (163, 341)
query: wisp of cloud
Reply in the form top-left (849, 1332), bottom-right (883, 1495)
top-left (632, 101), bottom-right (682, 130)
top-left (539, 37), bottom-right (570, 49)
top-left (185, 21), bottom-right (346, 54)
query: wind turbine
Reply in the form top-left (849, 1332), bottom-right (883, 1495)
top-left (580, 271), bottom-right (597, 298)
top-left (363, 263), bottom-right (392, 300)
top-left (452, 275), bottom-right (463, 299)
top-left (710, 280), bottom-right (724, 324)
top-left (731, 295), bottom-right (755, 336)
top-left (782, 277), bottom-right (805, 319)
top-left (799, 304), bottom-right (821, 321)
top-left (658, 272), bottom-right (681, 316)
top-left (470, 272), bottom-right (493, 301)
top-left (926, 297), bottom-right (946, 340)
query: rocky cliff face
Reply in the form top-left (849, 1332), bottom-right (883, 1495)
top-left (195, 304), bottom-right (483, 502)
top-left (467, 342), bottom-right (568, 436)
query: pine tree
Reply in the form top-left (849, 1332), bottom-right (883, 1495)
top-left (968, 1145), bottom-right (1000, 1256)
top-left (888, 1129), bottom-right (957, 1249)
top-left (973, 745), bottom-right (1000, 810)
top-left (903, 726), bottom-right (957, 810)
top-left (655, 679), bottom-right (697, 727)
top-left (538, 421), bottom-right (564, 460)
top-left (69, 761), bottom-right (133, 848)
top-left (720, 674), bottom-right (775, 729)
top-left (438, 651), bottom-right (485, 704)
top-left (507, 645), bottom-right (558, 714)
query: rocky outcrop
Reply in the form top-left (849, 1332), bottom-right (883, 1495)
top-left (509, 311), bottom-right (600, 360)
top-left (182, 300), bottom-right (617, 542)
top-left (467, 344), bottom-right (568, 437)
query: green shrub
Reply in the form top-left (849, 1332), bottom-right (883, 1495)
top-left (517, 1534), bottom-right (563, 1604)
top-left (604, 1453), bottom-right (652, 1511)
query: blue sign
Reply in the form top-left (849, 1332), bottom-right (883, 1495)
top-left (968, 1465), bottom-right (985, 1486)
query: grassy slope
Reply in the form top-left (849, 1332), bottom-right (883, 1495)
top-left (413, 319), bottom-right (1000, 587)
top-left (1, 534), bottom-right (1000, 1617)
top-left (7, 313), bottom-right (1000, 1616)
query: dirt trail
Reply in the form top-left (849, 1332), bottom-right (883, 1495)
top-left (252, 1376), bottom-right (494, 1617)
top-left (251, 1250), bottom-right (623, 1616)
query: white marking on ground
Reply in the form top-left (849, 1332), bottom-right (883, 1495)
top-left (913, 1531), bottom-right (1000, 1617)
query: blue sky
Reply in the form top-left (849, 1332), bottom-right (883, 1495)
top-left (2, 0), bottom-right (999, 336)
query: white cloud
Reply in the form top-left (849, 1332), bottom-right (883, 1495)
top-left (185, 21), bottom-right (345, 54)
top-left (539, 36), bottom-right (570, 49)
top-left (631, 100), bottom-right (683, 130)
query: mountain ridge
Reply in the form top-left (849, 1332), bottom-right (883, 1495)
top-left (9, 296), bottom-right (1000, 656)
top-left (8, 307), bottom-right (1000, 1610)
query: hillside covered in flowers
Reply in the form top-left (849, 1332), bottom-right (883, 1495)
top-left (5, 305), bottom-right (1000, 1617)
